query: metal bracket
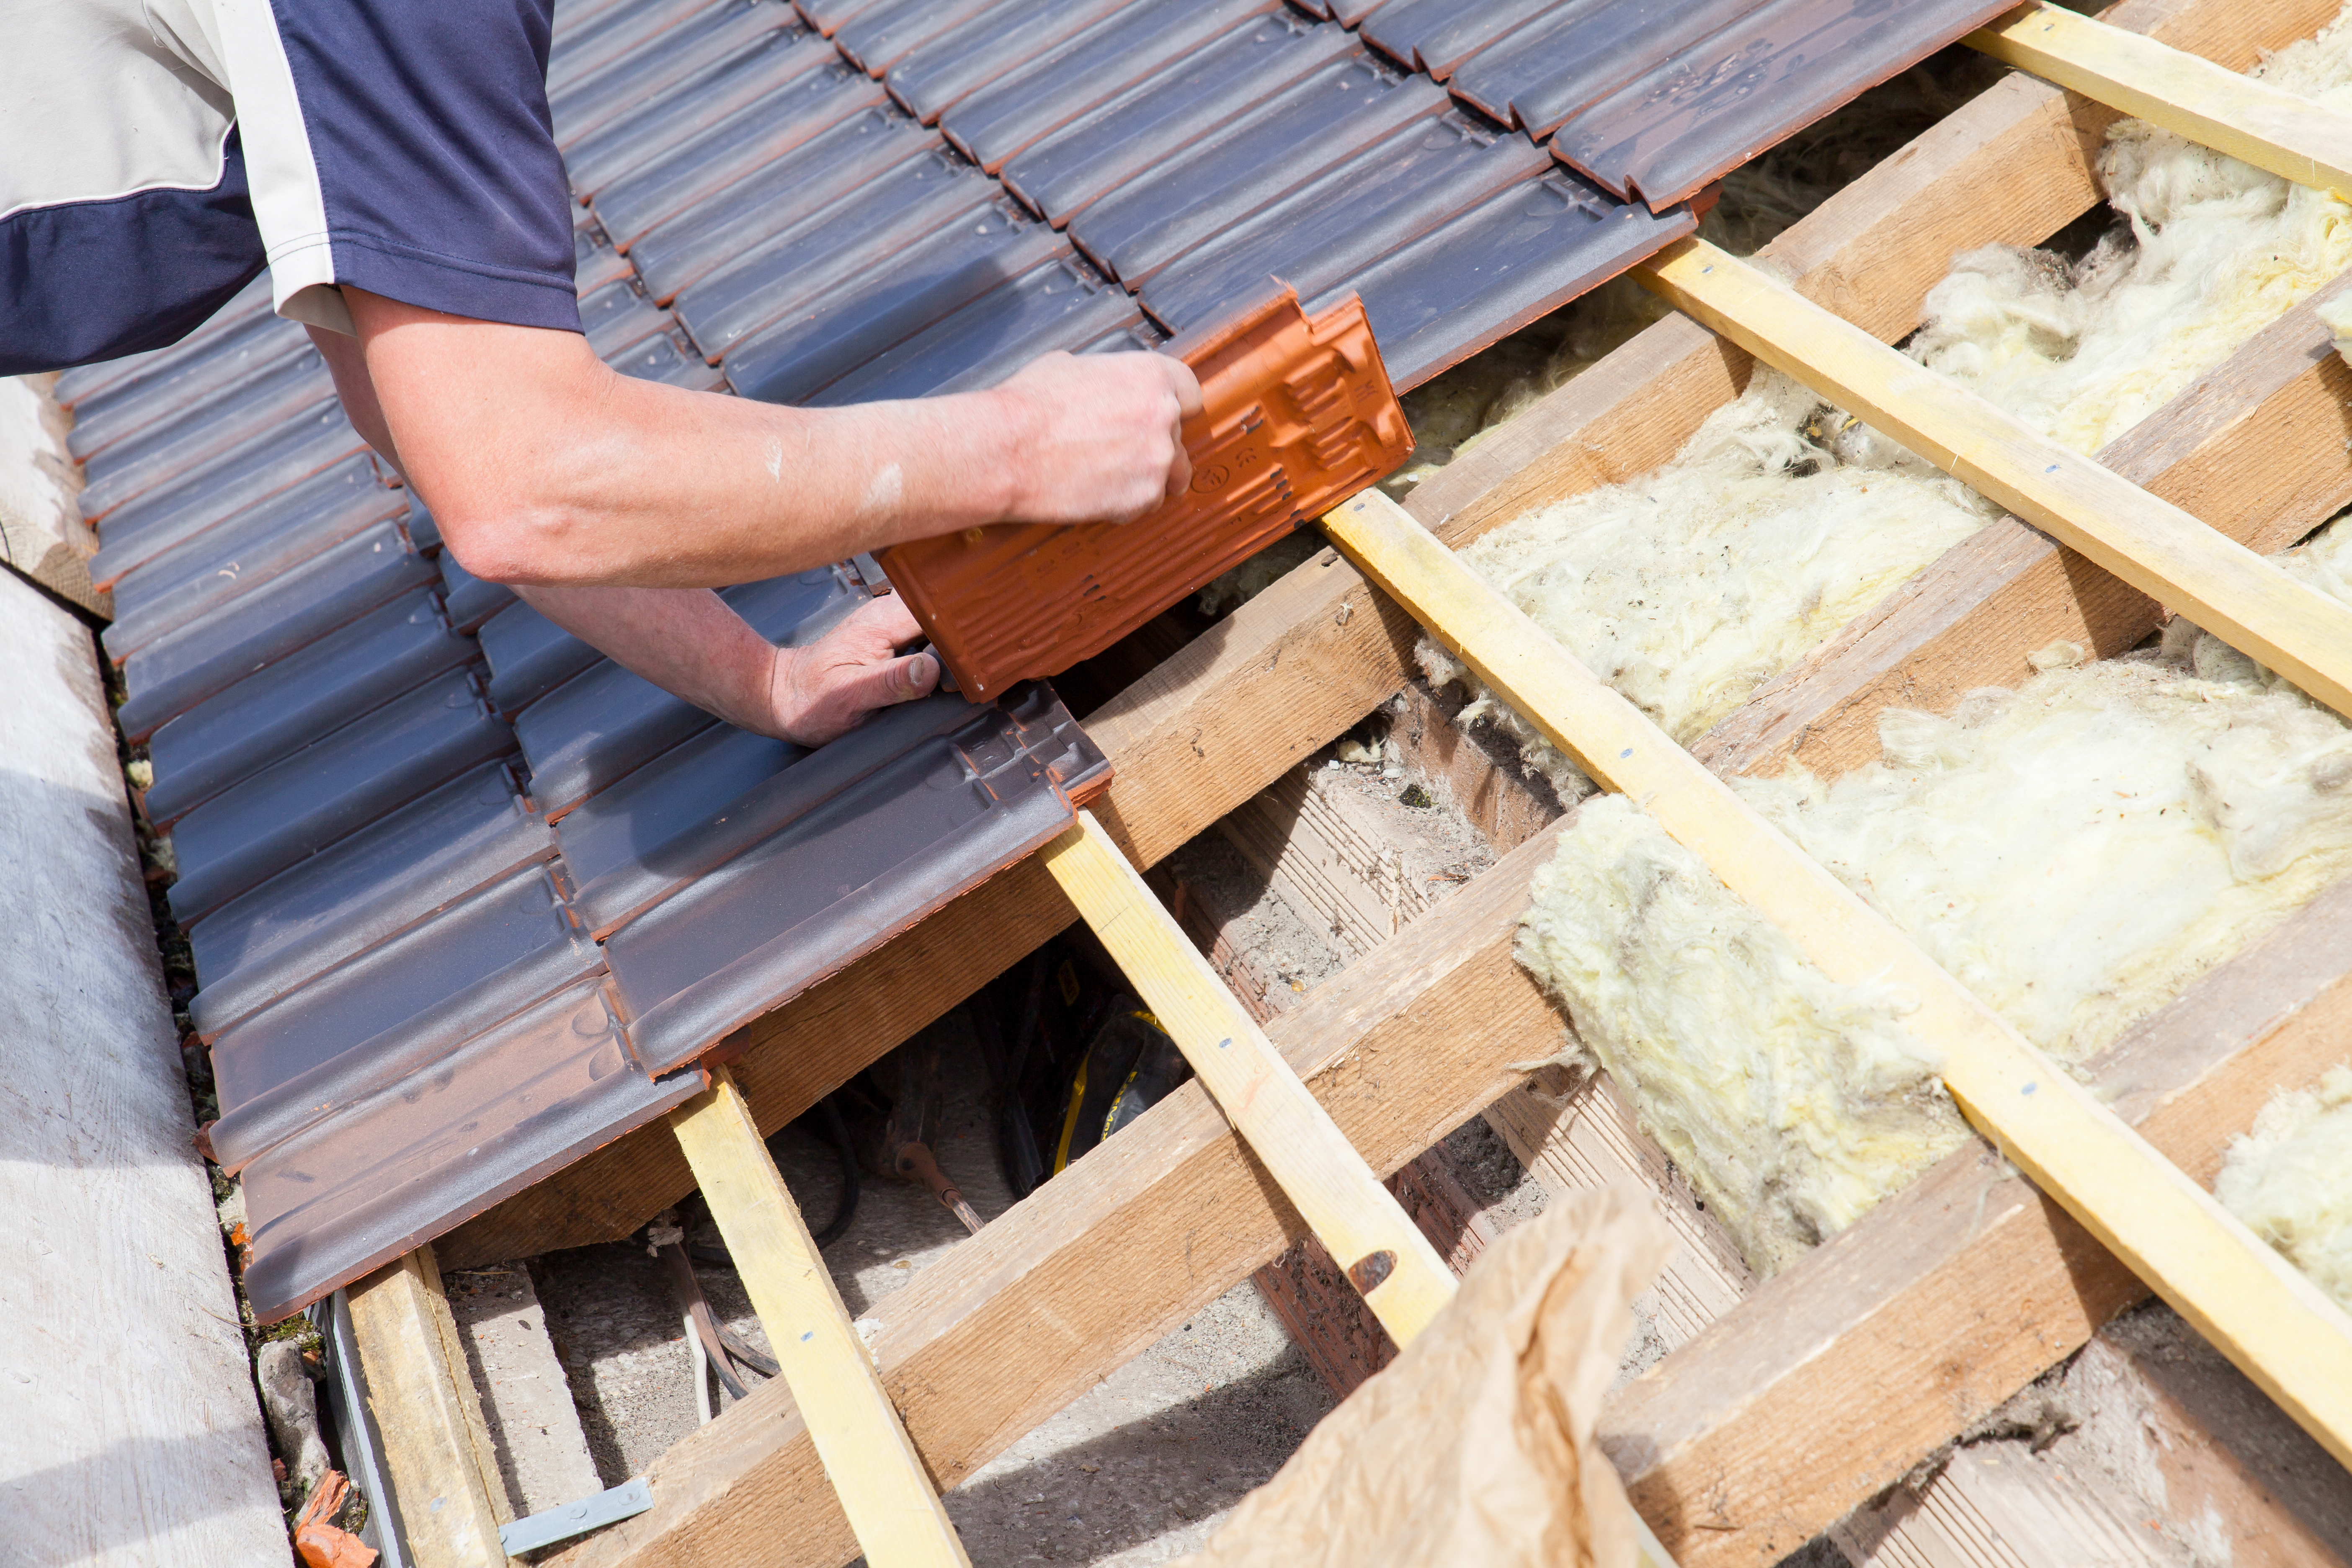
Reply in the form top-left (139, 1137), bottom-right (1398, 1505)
top-left (498, 1477), bottom-right (655, 1557)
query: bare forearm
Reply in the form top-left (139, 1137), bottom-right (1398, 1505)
top-left (459, 376), bottom-right (1027, 585)
top-left (513, 583), bottom-right (776, 731)
top-left (343, 286), bottom-right (1195, 592)
top-left (513, 581), bottom-right (939, 746)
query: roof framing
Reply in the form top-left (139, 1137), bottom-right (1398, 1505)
top-left (485, 0), bottom-right (2352, 1560)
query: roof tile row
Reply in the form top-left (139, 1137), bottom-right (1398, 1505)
top-left (56, 0), bottom-right (2004, 1320)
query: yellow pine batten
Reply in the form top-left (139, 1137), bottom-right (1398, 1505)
top-left (1041, 811), bottom-right (1458, 1346)
top-left (1968, 0), bottom-right (2352, 198)
top-left (1632, 236), bottom-right (2352, 723)
top-left (1318, 486), bottom-right (2352, 1472)
top-left (669, 1069), bottom-right (972, 1568)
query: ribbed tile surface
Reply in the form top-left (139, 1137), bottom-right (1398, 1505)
top-left (62, 0), bottom-right (1990, 1321)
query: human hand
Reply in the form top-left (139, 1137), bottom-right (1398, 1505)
top-left (991, 351), bottom-right (1203, 525)
top-left (766, 594), bottom-right (941, 746)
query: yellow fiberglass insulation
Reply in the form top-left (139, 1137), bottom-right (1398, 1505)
top-left (1911, 11), bottom-right (2352, 453)
top-left (1423, 369), bottom-right (1998, 801)
top-left (1517, 521), bottom-right (2352, 1279)
top-left (1427, 3), bottom-right (2352, 791)
top-left (2216, 1066), bottom-right (2352, 1314)
top-left (1516, 794), bottom-right (1970, 1277)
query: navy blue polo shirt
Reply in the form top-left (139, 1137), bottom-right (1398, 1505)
top-left (0, 0), bottom-right (581, 375)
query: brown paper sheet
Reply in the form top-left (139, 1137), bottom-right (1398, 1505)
top-left (1179, 1182), bottom-right (1677, 1568)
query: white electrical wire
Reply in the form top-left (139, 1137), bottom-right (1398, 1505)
top-left (685, 1309), bottom-right (713, 1426)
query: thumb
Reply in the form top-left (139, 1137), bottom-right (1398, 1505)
top-left (829, 648), bottom-right (940, 721)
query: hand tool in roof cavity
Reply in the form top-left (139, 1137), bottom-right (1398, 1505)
top-left (879, 1033), bottom-right (986, 1234)
top-left (1968, 0), bottom-right (2352, 199)
top-left (669, 1068), bottom-right (974, 1567)
top-left (1634, 236), bottom-right (2352, 725)
top-left (877, 280), bottom-right (1413, 701)
top-left (1319, 485), bottom-right (2352, 1475)
top-left (1041, 811), bottom-right (1457, 1346)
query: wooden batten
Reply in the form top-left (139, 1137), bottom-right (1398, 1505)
top-left (1971, 0), bottom-right (2352, 198)
top-left (1042, 812), bottom-right (1460, 1346)
top-left (668, 1069), bottom-right (972, 1568)
top-left (1703, 270), bottom-right (2352, 779)
top-left (347, 1247), bottom-right (519, 1568)
top-left (1637, 237), bottom-right (2352, 720)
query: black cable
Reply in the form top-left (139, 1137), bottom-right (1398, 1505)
top-left (690, 1096), bottom-right (863, 1276)
top-left (810, 1096), bottom-right (860, 1248)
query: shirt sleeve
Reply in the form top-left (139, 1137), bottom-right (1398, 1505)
top-left (210, 0), bottom-right (580, 335)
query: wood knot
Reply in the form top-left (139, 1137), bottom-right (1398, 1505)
top-left (1347, 1249), bottom-right (1395, 1293)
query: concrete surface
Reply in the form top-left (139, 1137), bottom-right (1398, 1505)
top-left (444, 1261), bottom-right (604, 1518)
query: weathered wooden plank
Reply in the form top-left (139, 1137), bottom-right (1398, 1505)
top-left (1221, 763), bottom-right (1434, 957)
top-left (0, 565), bottom-right (283, 1566)
top-left (348, 1246), bottom-right (518, 1568)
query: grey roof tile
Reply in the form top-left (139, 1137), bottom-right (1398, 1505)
top-left (118, 519), bottom-right (438, 743)
top-left (234, 980), bottom-right (705, 1323)
top-left (630, 106), bottom-right (938, 304)
top-left (718, 201), bottom-right (1063, 402)
top-left (167, 667), bottom-right (516, 924)
top-left (144, 590), bottom-right (475, 828)
top-left (189, 761), bottom-right (554, 1039)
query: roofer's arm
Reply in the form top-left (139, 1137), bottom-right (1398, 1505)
top-left (309, 286), bottom-right (1200, 745)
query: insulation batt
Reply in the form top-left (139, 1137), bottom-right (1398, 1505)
top-left (2216, 1066), bottom-right (2352, 1313)
top-left (1426, 370), bottom-right (1997, 801)
top-left (1431, 1), bottom-right (2352, 793)
top-left (1912, 11), bottom-right (2352, 454)
top-left (1517, 519), bottom-right (2352, 1278)
top-left (1516, 796), bottom-right (1970, 1277)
